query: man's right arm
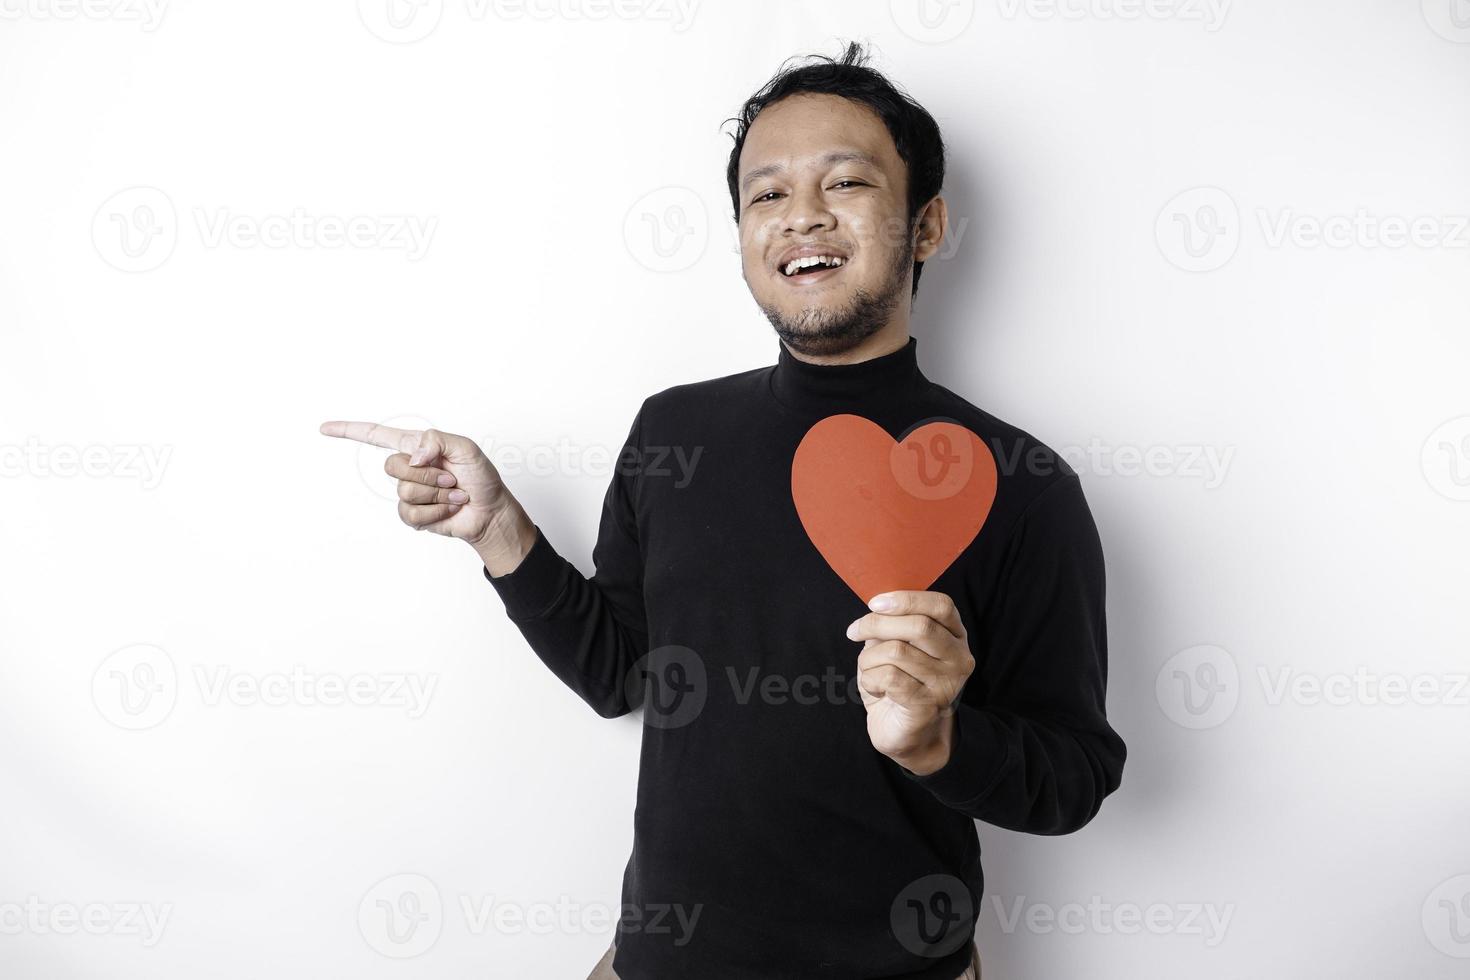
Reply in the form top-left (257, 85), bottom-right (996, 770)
top-left (475, 405), bottom-right (652, 718)
top-left (318, 407), bottom-right (652, 719)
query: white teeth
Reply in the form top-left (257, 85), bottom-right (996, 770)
top-left (782, 255), bottom-right (845, 276)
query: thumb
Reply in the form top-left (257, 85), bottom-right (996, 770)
top-left (409, 427), bottom-right (482, 467)
top-left (408, 428), bottom-right (448, 466)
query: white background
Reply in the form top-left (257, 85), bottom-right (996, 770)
top-left (2, 0), bottom-right (1468, 976)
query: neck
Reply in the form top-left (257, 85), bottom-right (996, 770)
top-left (768, 330), bottom-right (925, 414)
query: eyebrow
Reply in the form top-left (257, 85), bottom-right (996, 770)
top-left (740, 150), bottom-right (880, 191)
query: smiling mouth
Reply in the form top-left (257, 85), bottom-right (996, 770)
top-left (779, 255), bottom-right (847, 283)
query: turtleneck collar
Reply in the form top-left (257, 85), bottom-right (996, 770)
top-left (768, 334), bottom-right (925, 414)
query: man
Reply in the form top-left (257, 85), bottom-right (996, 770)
top-left (321, 42), bottom-right (1125, 980)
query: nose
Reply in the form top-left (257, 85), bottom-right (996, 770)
top-left (782, 181), bottom-right (835, 237)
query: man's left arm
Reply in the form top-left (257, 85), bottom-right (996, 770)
top-left (849, 473), bottom-right (1126, 835)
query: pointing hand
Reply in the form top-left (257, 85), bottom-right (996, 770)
top-left (318, 420), bottom-right (509, 549)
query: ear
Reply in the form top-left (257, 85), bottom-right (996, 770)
top-left (912, 195), bottom-right (947, 264)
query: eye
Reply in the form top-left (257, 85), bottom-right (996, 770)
top-left (752, 191), bottom-right (783, 204)
top-left (831, 179), bottom-right (867, 189)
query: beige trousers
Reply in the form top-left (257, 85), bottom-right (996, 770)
top-left (585, 940), bottom-right (981, 979)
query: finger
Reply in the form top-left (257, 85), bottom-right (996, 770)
top-left (847, 612), bottom-right (956, 660)
top-left (406, 428), bottom-right (442, 466)
top-left (408, 427), bottom-right (487, 467)
top-left (397, 480), bottom-right (470, 506)
top-left (860, 639), bottom-right (971, 710)
top-left (858, 640), bottom-right (938, 690)
top-left (398, 500), bottom-right (462, 529)
top-left (385, 453), bottom-right (457, 488)
top-left (865, 590), bottom-right (966, 639)
top-left (319, 420), bottom-right (423, 453)
top-left (405, 427), bottom-right (478, 467)
top-left (858, 646), bottom-right (956, 710)
top-left (857, 662), bottom-right (928, 705)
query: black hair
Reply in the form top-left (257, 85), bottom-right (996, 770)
top-left (722, 41), bottom-right (946, 298)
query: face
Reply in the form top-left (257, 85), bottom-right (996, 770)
top-left (736, 92), bottom-right (940, 357)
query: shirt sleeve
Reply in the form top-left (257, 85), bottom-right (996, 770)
top-left (900, 473), bottom-right (1127, 834)
top-left (481, 403), bottom-right (651, 719)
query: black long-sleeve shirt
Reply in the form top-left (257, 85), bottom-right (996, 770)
top-left (483, 335), bottom-right (1126, 979)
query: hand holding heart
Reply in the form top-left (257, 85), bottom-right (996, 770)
top-left (847, 589), bottom-right (974, 776)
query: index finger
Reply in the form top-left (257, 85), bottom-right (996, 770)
top-left (318, 420), bottom-right (422, 453)
top-left (863, 590), bottom-right (966, 640)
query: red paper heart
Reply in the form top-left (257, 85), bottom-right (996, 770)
top-left (791, 414), bottom-right (997, 603)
